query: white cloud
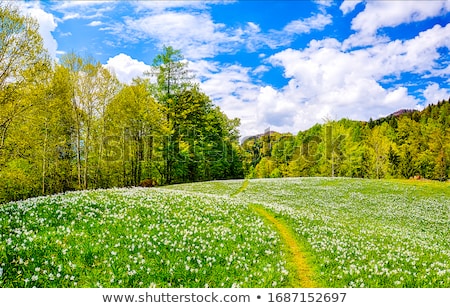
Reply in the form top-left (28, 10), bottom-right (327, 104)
top-left (263, 26), bottom-right (450, 131)
top-left (423, 83), bottom-right (450, 105)
top-left (187, 18), bottom-right (450, 135)
top-left (342, 32), bottom-right (390, 50)
top-left (105, 54), bottom-right (152, 84)
top-left (88, 21), bottom-right (103, 27)
top-left (243, 13), bottom-right (333, 51)
top-left (283, 14), bottom-right (332, 34)
top-left (113, 7), bottom-right (334, 61)
top-left (340, 0), bottom-right (364, 15)
top-left (256, 85), bottom-right (298, 128)
top-left (191, 19), bottom-right (450, 135)
top-left (51, 1), bottom-right (115, 21)
top-left (253, 65), bottom-right (270, 75)
top-left (345, 0), bottom-right (450, 48)
top-left (61, 12), bottom-right (81, 21)
top-left (314, 0), bottom-right (334, 7)
top-left (122, 11), bottom-right (238, 59)
top-left (190, 60), bottom-right (258, 106)
top-left (132, 1), bottom-right (215, 12)
top-left (190, 58), bottom-right (342, 137)
top-left (19, 2), bottom-right (58, 59)
top-left (189, 60), bottom-right (264, 137)
top-left (52, 1), bottom-right (113, 10)
top-left (342, 24), bottom-right (450, 78)
top-left (59, 31), bottom-right (72, 37)
top-left (370, 24), bottom-right (450, 77)
top-left (351, 1), bottom-right (450, 34)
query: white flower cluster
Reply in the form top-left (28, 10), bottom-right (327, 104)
top-left (0, 186), bottom-right (288, 287)
top-left (221, 177), bottom-right (450, 287)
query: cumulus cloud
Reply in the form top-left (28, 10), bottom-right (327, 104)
top-left (351, 1), bottom-right (450, 34)
top-left (263, 24), bottom-right (450, 132)
top-left (105, 54), bottom-right (152, 84)
top-left (190, 58), bottom-right (332, 136)
top-left (256, 86), bottom-right (298, 128)
top-left (423, 83), bottom-right (450, 105)
top-left (189, 60), bottom-right (264, 137)
top-left (61, 12), bottom-right (81, 21)
top-left (340, 24), bottom-right (450, 81)
top-left (344, 0), bottom-right (450, 48)
top-left (191, 19), bottom-right (450, 135)
top-left (19, 2), bottom-right (58, 59)
top-left (340, 0), bottom-right (364, 15)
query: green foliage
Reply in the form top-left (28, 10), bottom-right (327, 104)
top-left (0, 2), bottom-right (50, 132)
top-left (244, 100), bottom-right (450, 181)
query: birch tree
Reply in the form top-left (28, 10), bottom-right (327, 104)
top-left (0, 2), bottom-right (50, 152)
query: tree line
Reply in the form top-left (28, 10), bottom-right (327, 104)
top-left (0, 4), bottom-right (242, 203)
top-left (242, 99), bottom-right (450, 181)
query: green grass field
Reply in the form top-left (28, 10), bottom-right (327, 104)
top-left (1, 177), bottom-right (449, 288)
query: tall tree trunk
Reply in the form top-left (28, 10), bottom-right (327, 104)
top-left (83, 124), bottom-right (90, 190)
top-left (76, 123), bottom-right (82, 189)
top-left (41, 122), bottom-right (48, 195)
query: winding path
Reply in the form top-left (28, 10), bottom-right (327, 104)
top-left (250, 204), bottom-right (317, 288)
top-left (231, 180), bottom-right (318, 288)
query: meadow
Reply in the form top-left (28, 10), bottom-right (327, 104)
top-left (1, 177), bottom-right (449, 288)
top-left (0, 188), bottom-right (289, 287)
top-left (171, 178), bottom-right (450, 287)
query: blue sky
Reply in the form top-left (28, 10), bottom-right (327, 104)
top-left (19, 0), bottom-right (450, 137)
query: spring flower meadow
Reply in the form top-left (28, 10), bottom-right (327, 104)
top-left (0, 188), bottom-right (288, 288)
top-left (169, 177), bottom-right (450, 288)
top-left (1, 177), bottom-right (449, 288)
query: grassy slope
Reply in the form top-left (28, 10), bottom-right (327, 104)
top-left (1, 177), bottom-right (449, 288)
top-left (0, 188), bottom-right (289, 288)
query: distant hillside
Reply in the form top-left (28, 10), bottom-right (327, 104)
top-left (389, 109), bottom-right (417, 117)
top-left (242, 99), bottom-right (450, 181)
top-left (367, 99), bottom-right (450, 128)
